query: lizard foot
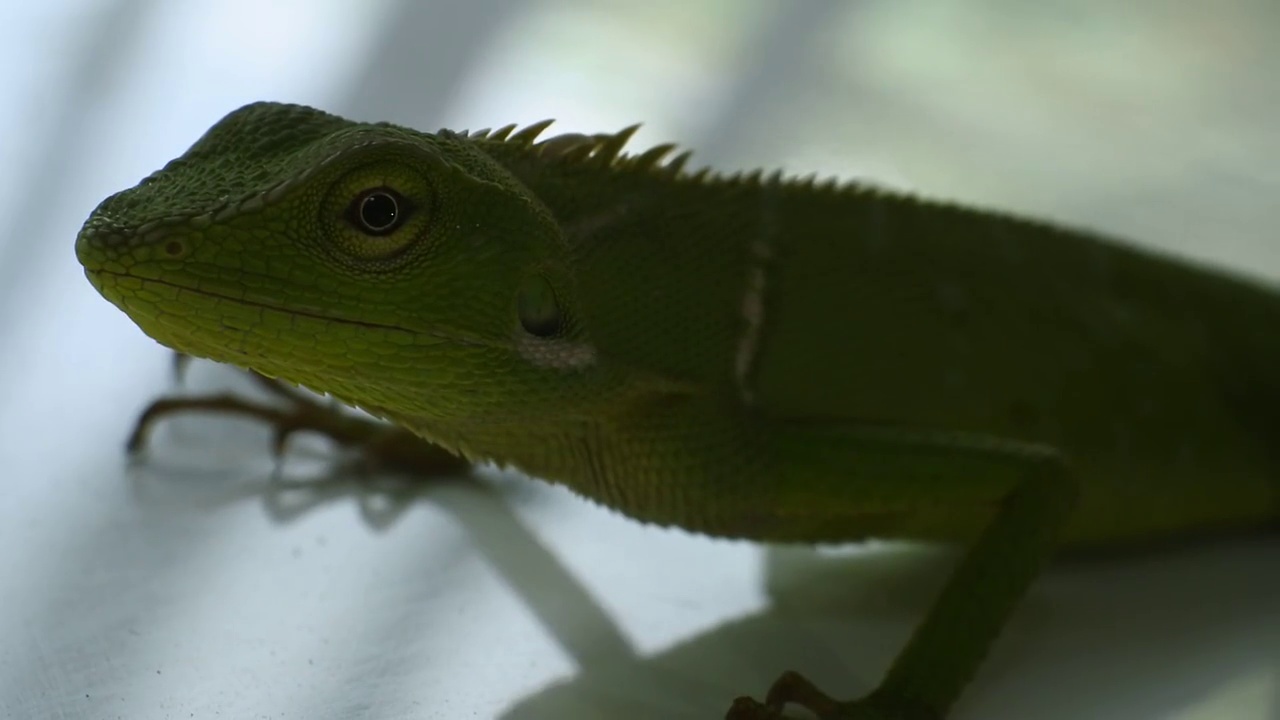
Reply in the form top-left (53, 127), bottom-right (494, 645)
top-left (127, 356), bottom-right (469, 478)
top-left (727, 671), bottom-right (929, 720)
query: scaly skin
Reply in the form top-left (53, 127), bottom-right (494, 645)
top-left (77, 102), bottom-right (1279, 719)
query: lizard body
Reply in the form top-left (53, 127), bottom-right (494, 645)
top-left (77, 102), bottom-right (1279, 719)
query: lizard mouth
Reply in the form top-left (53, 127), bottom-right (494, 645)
top-left (87, 268), bottom-right (451, 339)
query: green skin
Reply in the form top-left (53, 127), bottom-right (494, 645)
top-left (77, 102), bottom-right (1279, 719)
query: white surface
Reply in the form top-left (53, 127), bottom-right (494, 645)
top-left (2, 2), bottom-right (1278, 719)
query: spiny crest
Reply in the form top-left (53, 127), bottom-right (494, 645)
top-left (458, 119), bottom-right (870, 197)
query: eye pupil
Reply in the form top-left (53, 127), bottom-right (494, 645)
top-left (359, 192), bottom-right (398, 232)
top-left (347, 187), bottom-right (410, 236)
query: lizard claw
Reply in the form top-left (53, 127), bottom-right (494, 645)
top-left (725, 696), bottom-right (782, 719)
top-left (127, 360), bottom-right (470, 478)
top-left (728, 671), bottom-right (904, 720)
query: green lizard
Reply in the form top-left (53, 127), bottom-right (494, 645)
top-left (76, 101), bottom-right (1279, 720)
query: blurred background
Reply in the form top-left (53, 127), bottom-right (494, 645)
top-left (1, 1), bottom-right (1277, 718)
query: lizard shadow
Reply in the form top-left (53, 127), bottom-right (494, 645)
top-left (505, 539), bottom-right (1279, 720)
top-left (123, 361), bottom-right (1278, 720)
top-left (499, 537), bottom-right (1279, 720)
top-left (126, 444), bottom-right (1279, 720)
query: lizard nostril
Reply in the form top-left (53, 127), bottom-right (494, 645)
top-left (163, 240), bottom-right (186, 257)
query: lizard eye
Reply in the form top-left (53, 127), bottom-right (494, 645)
top-left (347, 187), bottom-right (411, 236)
top-left (516, 275), bottom-right (563, 337)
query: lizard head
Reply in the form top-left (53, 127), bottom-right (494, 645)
top-left (76, 102), bottom-right (616, 434)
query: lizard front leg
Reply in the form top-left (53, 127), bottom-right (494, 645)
top-left (129, 355), bottom-right (470, 478)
